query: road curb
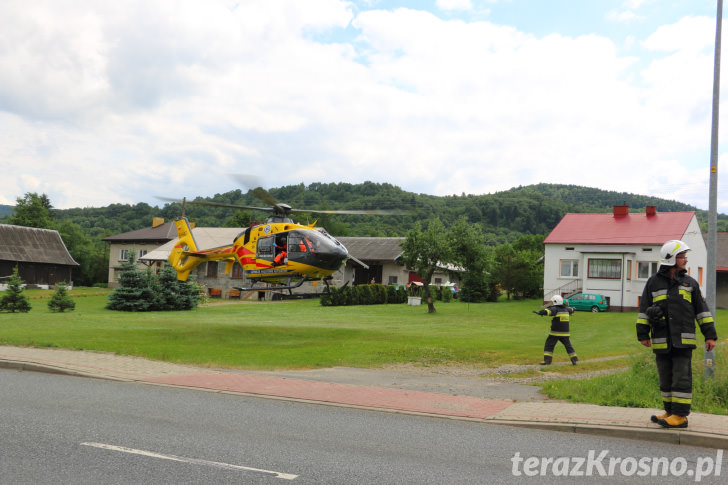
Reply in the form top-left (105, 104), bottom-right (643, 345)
top-left (3, 357), bottom-right (728, 450)
top-left (0, 358), bottom-right (133, 382)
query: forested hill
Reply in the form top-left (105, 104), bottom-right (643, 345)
top-left (22, 182), bottom-right (717, 245)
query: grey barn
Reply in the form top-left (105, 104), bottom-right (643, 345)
top-left (0, 224), bottom-right (78, 288)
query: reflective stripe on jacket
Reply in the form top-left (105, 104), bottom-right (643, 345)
top-left (545, 304), bottom-right (574, 337)
top-left (636, 267), bottom-right (717, 353)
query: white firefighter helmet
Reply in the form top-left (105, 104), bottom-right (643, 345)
top-left (551, 294), bottom-right (564, 305)
top-left (659, 240), bottom-right (690, 267)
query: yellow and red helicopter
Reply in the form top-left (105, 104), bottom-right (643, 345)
top-left (164, 182), bottom-right (402, 293)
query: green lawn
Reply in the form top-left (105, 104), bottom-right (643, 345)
top-left (2, 289), bottom-right (726, 413)
top-left (1, 290), bottom-right (653, 369)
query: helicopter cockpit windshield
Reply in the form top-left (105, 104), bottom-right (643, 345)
top-left (286, 229), bottom-right (347, 270)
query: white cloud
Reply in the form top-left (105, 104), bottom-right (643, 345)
top-left (0, 0), bottom-right (726, 214)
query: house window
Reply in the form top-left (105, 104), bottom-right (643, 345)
top-left (138, 249), bottom-right (147, 258)
top-left (232, 263), bottom-right (243, 279)
top-left (560, 259), bottom-right (579, 278)
top-left (637, 261), bottom-right (658, 279)
top-left (206, 262), bottom-right (218, 278)
top-left (388, 276), bottom-right (398, 285)
top-left (434, 277), bottom-right (442, 285)
top-left (119, 249), bottom-right (130, 261)
top-left (588, 259), bottom-right (621, 279)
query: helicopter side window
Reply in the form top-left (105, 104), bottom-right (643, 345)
top-left (289, 233), bottom-right (313, 254)
top-left (257, 236), bottom-right (274, 257)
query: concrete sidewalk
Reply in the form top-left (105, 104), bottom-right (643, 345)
top-left (2, 345), bottom-right (727, 450)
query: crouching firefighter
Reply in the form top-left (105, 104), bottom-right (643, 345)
top-left (533, 295), bottom-right (578, 365)
top-left (636, 240), bottom-right (717, 429)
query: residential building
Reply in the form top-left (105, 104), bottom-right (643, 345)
top-left (705, 232), bottom-right (728, 309)
top-left (332, 236), bottom-right (460, 288)
top-left (101, 217), bottom-right (177, 287)
top-left (543, 206), bottom-right (706, 311)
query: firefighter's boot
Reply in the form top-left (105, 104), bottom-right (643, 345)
top-left (658, 415), bottom-right (688, 429)
top-left (539, 357), bottom-right (552, 365)
top-left (650, 412), bottom-right (670, 424)
top-left (570, 356), bottom-right (578, 365)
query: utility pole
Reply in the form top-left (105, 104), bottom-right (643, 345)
top-left (708, 0), bottom-right (722, 315)
top-left (706, 0), bottom-right (722, 378)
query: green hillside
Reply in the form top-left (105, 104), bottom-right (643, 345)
top-left (42, 182), bottom-right (728, 243)
top-left (1, 183), bottom-right (725, 287)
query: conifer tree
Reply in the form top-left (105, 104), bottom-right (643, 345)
top-left (0, 268), bottom-right (31, 313)
top-left (48, 281), bottom-right (75, 312)
top-left (106, 257), bottom-right (200, 312)
top-left (156, 265), bottom-right (200, 310)
top-left (106, 258), bottom-right (151, 312)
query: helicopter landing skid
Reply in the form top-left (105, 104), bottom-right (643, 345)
top-left (234, 277), bottom-right (348, 295)
top-left (233, 277), bottom-right (307, 294)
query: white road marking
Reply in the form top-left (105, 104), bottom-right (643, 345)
top-left (81, 442), bottom-right (298, 480)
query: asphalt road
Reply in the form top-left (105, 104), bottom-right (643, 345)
top-left (1, 369), bottom-right (725, 484)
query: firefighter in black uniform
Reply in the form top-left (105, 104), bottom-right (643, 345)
top-left (636, 239), bottom-right (717, 429)
top-left (533, 295), bottom-right (578, 365)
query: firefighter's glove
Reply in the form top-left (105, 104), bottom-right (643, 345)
top-left (533, 309), bottom-right (547, 316)
top-left (646, 305), bottom-right (664, 324)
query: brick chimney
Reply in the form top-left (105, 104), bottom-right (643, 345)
top-left (646, 206), bottom-right (657, 216)
top-left (613, 205), bottom-right (629, 217)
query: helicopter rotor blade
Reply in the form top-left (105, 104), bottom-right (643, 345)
top-left (185, 199), bottom-right (273, 212)
top-left (155, 196), bottom-right (272, 213)
top-left (288, 208), bottom-right (409, 216)
top-left (160, 173), bottom-right (410, 218)
top-left (229, 174), bottom-right (283, 210)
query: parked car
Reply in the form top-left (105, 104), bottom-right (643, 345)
top-left (564, 292), bottom-right (609, 312)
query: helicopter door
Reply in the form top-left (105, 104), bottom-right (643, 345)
top-left (256, 236), bottom-right (275, 264)
top-left (258, 234), bottom-right (289, 266)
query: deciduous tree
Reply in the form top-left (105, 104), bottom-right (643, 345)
top-left (400, 217), bottom-right (453, 314)
top-left (7, 192), bottom-right (54, 228)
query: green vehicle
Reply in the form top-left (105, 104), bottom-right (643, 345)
top-left (564, 292), bottom-right (609, 312)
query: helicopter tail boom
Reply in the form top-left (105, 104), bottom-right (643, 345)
top-left (169, 217), bottom-right (201, 281)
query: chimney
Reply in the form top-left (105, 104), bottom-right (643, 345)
top-left (152, 217), bottom-right (165, 228)
top-left (613, 205), bottom-right (629, 217)
top-left (646, 206), bottom-right (657, 217)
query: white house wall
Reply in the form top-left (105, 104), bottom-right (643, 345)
top-left (544, 219), bottom-right (708, 311)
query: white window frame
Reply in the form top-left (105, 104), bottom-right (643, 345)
top-left (559, 259), bottom-right (579, 278)
top-left (637, 261), bottom-right (659, 280)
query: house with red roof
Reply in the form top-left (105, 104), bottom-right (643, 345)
top-left (543, 205), bottom-right (706, 311)
top-left (704, 231), bottom-right (728, 309)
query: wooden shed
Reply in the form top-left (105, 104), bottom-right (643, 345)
top-left (0, 224), bottom-right (79, 288)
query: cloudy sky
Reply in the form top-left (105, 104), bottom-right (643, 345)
top-left (2, 0), bottom-right (727, 212)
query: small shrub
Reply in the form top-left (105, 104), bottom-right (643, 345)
top-left (0, 268), bottom-right (31, 313)
top-left (48, 282), bottom-right (76, 312)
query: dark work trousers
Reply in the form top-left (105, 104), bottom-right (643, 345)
top-left (655, 347), bottom-right (693, 416)
top-left (543, 335), bottom-right (577, 363)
